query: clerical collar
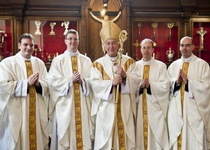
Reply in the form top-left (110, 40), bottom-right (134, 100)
top-left (142, 58), bottom-right (152, 65)
top-left (18, 51), bottom-right (32, 61)
top-left (66, 50), bottom-right (79, 56)
top-left (181, 54), bottom-right (193, 62)
top-left (106, 54), bottom-right (119, 62)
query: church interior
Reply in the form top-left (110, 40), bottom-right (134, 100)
top-left (0, 0), bottom-right (210, 66)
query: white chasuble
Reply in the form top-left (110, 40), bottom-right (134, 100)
top-left (90, 54), bottom-right (137, 150)
top-left (48, 50), bottom-right (93, 150)
top-left (0, 52), bottom-right (49, 150)
top-left (134, 58), bottom-right (170, 150)
top-left (168, 54), bottom-right (210, 150)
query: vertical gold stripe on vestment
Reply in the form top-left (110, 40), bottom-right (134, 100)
top-left (116, 92), bottom-right (126, 149)
top-left (178, 62), bottom-right (189, 150)
top-left (25, 60), bottom-right (37, 150)
top-left (71, 56), bottom-right (83, 149)
top-left (142, 65), bottom-right (150, 150)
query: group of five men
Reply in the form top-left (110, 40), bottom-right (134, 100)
top-left (0, 21), bottom-right (210, 150)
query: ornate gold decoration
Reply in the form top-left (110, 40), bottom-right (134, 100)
top-left (61, 21), bottom-right (70, 35)
top-left (25, 60), bottom-right (37, 150)
top-left (167, 22), bottom-right (174, 36)
top-left (137, 22), bottom-right (142, 35)
top-left (116, 93), bottom-right (125, 149)
top-left (166, 47), bottom-right (175, 62)
top-left (178, 62), bottom-right (189, 150)
top-left (93, 62), bottom-right (110, 80)
top-left (197, 27), bottom-right (207, 50)
top-left (133, 40), bottom-right (140, 60)
top-left (34, 21), bottom-right (42, 35)
top-left (151, 22), bottom-right (158, 35)
top-left (111, 30), bottom-right (128, 150)
top-left (49, 22), bottom-right (56, 35)
top-left (71, 56), bottom-right (83, 149)
top-left (143, 65), bottom-right (150, 150)
top-left (47, 53), bottom-right (52, 62)
top-left (124, 58), bottom-right (135, 72)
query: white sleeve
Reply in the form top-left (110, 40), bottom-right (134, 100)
top-left (102, 83), bottom-right (113, 101)
top-left (14, 80), bottom-right (28, 97)
top-left (61, 80), bottom-right (73, 96)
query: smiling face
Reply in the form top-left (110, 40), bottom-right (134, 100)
top-left (180, 36), bottom-right (194, 59)
top-left (65, 32), bottom-right (79, 53)
top-left (19, 38), bottom-right (35, 59)
top-left (104, 39), bottom-right (119, 57)
top-left (140, 39), bottom-right (154, 61)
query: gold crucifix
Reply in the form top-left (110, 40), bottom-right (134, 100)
top-left (197, 27), bottom-right (207, 50)
top-left (133, 39), bottom-right (140, 60)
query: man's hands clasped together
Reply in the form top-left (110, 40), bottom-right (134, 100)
top-left (27, 72), bottom-right (40, 87)
top-left (140, 78), bottom-right (150, 89)
top-left (72, 71), bottom-right (82, 84)
top-left (176, 69), bottom-right (188, 85)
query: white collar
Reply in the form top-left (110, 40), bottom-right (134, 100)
top-left (66, 50), bottom-right (79, 56)
top-left (142, 58), bottom-right (152, 65)
top-left (106, 54), bottom-right (119, 62)
top-left (181, 54), bottom-right (193, 62)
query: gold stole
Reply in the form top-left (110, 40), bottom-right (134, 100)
top-left (116, 91), bottom-right (125, 149)
top-left (25, 60), bottom-right (37, 150)
top-left (178, 62), bottom-right (189, 150)
top-left (142, 65), bottom-right (150, 150)
top-left (71, 56), bottom-right (83, 149)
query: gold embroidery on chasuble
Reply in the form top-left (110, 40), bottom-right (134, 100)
top-left (116, 58), bottom-right (135, 149)
top-left (178, 62), bottom-right (189, 150)
top-left (124, 58), bottom-right (135, 72)
top-left (25, 60), bottom-right (37, 150)
top-left (116, 91), bottom-right (126, 149)
top-left (71, 56), bottom-right (83, 149)
top-left (142, 65), bottom-right (150, 150)
top-left (92, 61), bottom-right (110, 80)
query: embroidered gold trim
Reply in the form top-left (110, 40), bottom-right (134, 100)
top-left (142, 65), bottom-right (150, 150)
top-left (25, 60), bottom-right (37, 150)
top-left (124, 58), bottom-right (135, 72)
top-left (178, 62), bottom-right (189, 150)
top-left (93, 61), bottom-right (110, 80)
top-left (71, 56), bottom-right (83, 149)
top-left (117, 92), bottom-right (126, 149)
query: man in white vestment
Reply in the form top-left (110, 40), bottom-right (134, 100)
top-left (168, 36), bottom-right (210, 150)
top-left (0, 33), bottom-right (49, 150)
top-left (90, 21), bottom-right (137, 150)
top-left (48, 29), bottom-right (93, 150)
top-left (134, 38), bottom-right (170, 150)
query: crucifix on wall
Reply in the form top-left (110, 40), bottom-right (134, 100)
top-left (197, 27), bottom-right (207, 50)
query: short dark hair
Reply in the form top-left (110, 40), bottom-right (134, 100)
top-left (65, 29), bottom-right (79, 40)
top-left (18, 33), bottom-right (35, 44)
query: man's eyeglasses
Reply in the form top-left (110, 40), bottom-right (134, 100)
top-left (180, 44), bottom-right (192, 48)
top-left (65, 38), bottom-right (78, 41)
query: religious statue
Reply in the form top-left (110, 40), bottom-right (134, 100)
top-left (49, 22), bottom-right (56, 35)
top-left (34, 21), bottom-right (42, 35)
top-left (89, 11), bottom-right (121, 53)
top-left (197, 27), bottom-right (207, 50)
top-left (61, 21), bottom-right (70, 35)
top-left (166, 47), bottom-right (175, 62)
